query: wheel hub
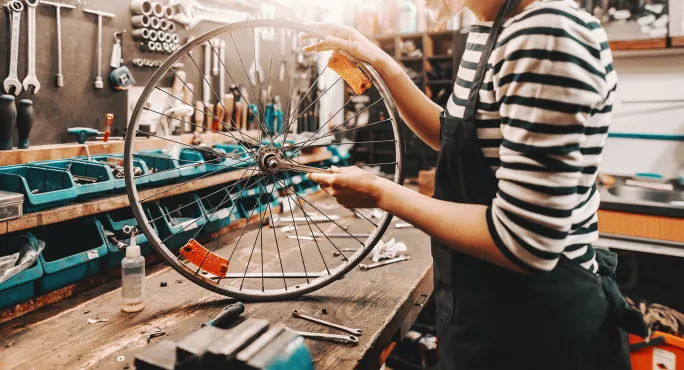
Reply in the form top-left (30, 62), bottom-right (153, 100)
top-left (257, 147), bottom-right (281, 174)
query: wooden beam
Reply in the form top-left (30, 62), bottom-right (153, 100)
top-left (609, 38), bottom-right (668, 51)
top-left (0, 149), bottom-right (331, 236)
top-left (672, 36), bottom-right (684, 48)
top-left (598, 209), bottom-right (684, 243)
top-left (0, 131), bottom-right (260, 166)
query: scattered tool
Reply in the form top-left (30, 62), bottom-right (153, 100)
top-left (147, 329), bottom-right (166, 343)
top-left (359, 255), bottom-right (411, 271)
top-left (201, 302), bottom-right (245, 329)
top-left (333, 248), bottom-right (359, 257)
top-left (310, 232), bottom-right (370, 238)
top-left (40, 1), bottom-right (76, 87)
top-left (293, 331), bottom-right (359, 345)
top-left (291, 309), bottom-right (362, 335)
top-left (0, 95), bottom-right (16, 150)
top-left (83, 9), bottom-right (116, 89)
top-left (109, 31), bottom-right (136, 91)
top-left (287, 235), bottom-right (315, 241)
top-left (395, 222), bottom-right (414, 229)
top-left (268, 214), bottom-right (339, 227)
top-left (22, 0), bottom-right (40, 94)
top-left (3, 1), bottom-right (23, 96)
top-left (16, 99), bottom-right (33, 149)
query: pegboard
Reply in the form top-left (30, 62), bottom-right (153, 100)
top-left (0, 0), bottom-right (304, 146)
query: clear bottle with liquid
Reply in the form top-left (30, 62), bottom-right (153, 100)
top-left (121, 237), bottom-right (145, 312)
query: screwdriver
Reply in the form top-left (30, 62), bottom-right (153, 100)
top-left (17, 99), bottom-right (33, 149)
top-left (0, 95), bottom-right (16, 150)
top-left (201, 302), bottom-right (245, 329)
top-left (102, 113), bottom-right (114, 142)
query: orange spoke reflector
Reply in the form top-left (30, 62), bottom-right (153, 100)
top-left (328, 50), bottom-right (371, 95)
top-left (180, 239), bottom-right (229, 278)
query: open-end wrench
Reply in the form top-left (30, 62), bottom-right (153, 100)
top-left (293, 331), bottom-right (358, 345)
top-left (360, 255), bottom-right (411, 271)
top-left (22, 0), bottom-right (40, 94)
top-left (292, 309), bottom-right (362, 335)
top-left (3, 1), bottom-right (24, 95)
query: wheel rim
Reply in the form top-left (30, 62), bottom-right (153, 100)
top-left (124, 19), bottom-right (404, 300)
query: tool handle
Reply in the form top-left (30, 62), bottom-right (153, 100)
top-left (202, 302), bottom-right (245, 328)
top-left (68, 127), bottom-right (99, 144)
top-left (0, 95), bottom-right (16, 150)
top-left (16, 99), bottom-right (33, 149)
top-left (103, 113), bottom-right (114, 142)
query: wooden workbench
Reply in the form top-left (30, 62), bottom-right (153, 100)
top-left (0, 192), bottom-right (433, 370)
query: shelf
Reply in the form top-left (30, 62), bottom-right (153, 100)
top-left (427, 30), bottom-right (455, 37)
top-left (0, 131), bottom-right (260, 166)
top-left (609, 38), bottom-right (667, 51)
top-left (397, 32), bottom-right (424, 40)
top-left (426, 79), bottom-right (453, 85)
top-left (0, 148), bottom-right (331, 236)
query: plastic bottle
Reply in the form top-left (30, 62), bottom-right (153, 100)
top-left (121, 238), bottom-right (145, 312)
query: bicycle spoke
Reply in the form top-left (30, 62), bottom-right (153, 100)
top-left (239, 182), bottom-right (267, 290)
top-left (282, 42), bottom-right (319, 142)
top-left (281, 65), bottom-right (330, 136)
top-left (227, 177), bottom-right (268, 263)
top-left (280, 76), bottom-right (341, 138)
top-left (280, 173), bottom-right (330, 273)
top-left (263, 28), bottom-right (277, 138)
top-left (133, 153), bottom-right (254, 181)
top-left (229, 32), bottom-right (274, 145)
top-left (282, 34), bottom-right (303, 143)
top-left (287, 118), bottom-right (393, 147)
top-left (265, 194), bottom-right (288, 290)
top-left (289, 139), bottom-right (395, 151)
top-left (136, 129), bottom-right (253, 163)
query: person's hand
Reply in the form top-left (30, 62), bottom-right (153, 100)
top-left (301, 23), bottom-right (393, 69)
top-left (308, 166), bottom-right (386, 209)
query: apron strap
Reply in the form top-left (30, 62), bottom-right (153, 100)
top-left (463, 0), bottom-right (523, 121)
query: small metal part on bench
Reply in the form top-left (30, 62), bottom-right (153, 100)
top-left (292, 309), bottom-right (362, 335)
top-left (333, 248), bottom-right (359, 257)
top-left (293, 330), bottom-right (359, 345)
top-left (359, 255), bottom-right (411, 271)
top-left (268, 214), bottom-right (339, 227)
top-left (310, 232), bottom-right (370, 238)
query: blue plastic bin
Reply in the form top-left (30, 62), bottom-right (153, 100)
top-left (239, 182), bottom-right (280, 216)
top-left (75, 155), bottom-right (151, 190)
top-left (133, 150), bottom-right (181, 186)
top-left (196, 184), bottom-right (243, 235)
top-left (212, 143), bottom-right (253, 170)
top-left (325, 145), bottom-right (350, 167)
top-left (100, 207), bottom-right (158, 269)
top-left (0, 165), bottom-right (78, 212)
top-left (290, 173), bottom-right (320, 194)
top-left (0, 232), bottom-right (44, 309)
top-left (35, 217), bottom-right (109, 293)
top-left (147, 193), bottom-right (208, 252)
top-left (34, 159), bottom-right (116, 199)
top-left (177, 147), bottom-right (230, 180)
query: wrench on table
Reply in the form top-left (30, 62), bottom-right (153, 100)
top-left (22, 0), bottom-right (40, 94)
top-left (3, 1), bottom-right (24, 95)
top-left (292, 309), bottom-right (362, 335)
top-left (359, 255), bottom-right (412, 271)
top-left (293, 331), bottom-right (358, 345)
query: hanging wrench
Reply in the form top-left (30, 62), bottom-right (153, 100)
top-left (22, 0), bottom-right (40, 94)
top-left (293, 331), bottom-right (358, 345)
top-left (359, 255), bottom-right (412, 271)
top-left (292, 309), bottom-right (362, 335)
top-left (3, 1), bottom-right (24, 95)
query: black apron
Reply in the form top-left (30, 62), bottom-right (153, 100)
top-left (431, 1), bottom-right (647, 369)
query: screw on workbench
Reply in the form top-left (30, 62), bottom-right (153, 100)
top-left (322, 308), bottom-right (327, 314)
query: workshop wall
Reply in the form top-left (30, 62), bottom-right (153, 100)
top-left (601, 53), bottom-right (684, 178)
top-left (0, 0), bottom-right (297, 146)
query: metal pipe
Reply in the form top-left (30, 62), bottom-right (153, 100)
top-left (132, 28), bottom-right (150, 40)
top-left (130, 0), bottom-right (153, 15)
top-left (151, 1), bottom-right (164, 17)
top-left (131, 14), bottom-right (150, 28)
top-left (150, 16), bottom-right (161, 29)
top-left (162, 4), bottom-right (175, 19)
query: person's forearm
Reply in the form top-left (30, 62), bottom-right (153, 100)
top-left (374, 57), bottom-right (442, 150)
top-left (375, 178), bottom-right (526, 273)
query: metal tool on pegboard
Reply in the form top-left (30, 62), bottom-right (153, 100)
top-left (40, 1), bottom-right (76, 87)
top-left (84, 8), bottom-right (116, 89)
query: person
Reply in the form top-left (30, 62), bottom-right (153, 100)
top-left (305, 0), bottom-right (648, 369)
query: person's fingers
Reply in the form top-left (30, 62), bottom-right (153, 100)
top-left (302, 41), bottom-right (337, 53)
top-left (330, 165), bottom-right (342, 173)
top-left (322, 36), bottom-right (359, 55)
top-left (308, 172), bottom-right (336, 186)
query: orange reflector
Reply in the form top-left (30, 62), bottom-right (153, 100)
top-left (179, 239), bottom-right (229, 278)
top-left (327, 50), bottom-right (372, 95)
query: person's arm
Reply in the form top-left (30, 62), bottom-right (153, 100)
top-left (303, 24), bottom-right (442, 149)
top-left (310, 9), bottom-right (611, 274)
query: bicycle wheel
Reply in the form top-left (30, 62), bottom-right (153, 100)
top-left (124, 19), bottom-right (404, 300)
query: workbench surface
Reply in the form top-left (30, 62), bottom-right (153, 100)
top-left (0, 193), bottom-right (433, 370)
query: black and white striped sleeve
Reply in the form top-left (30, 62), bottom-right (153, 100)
top-left (485, 9), bottom-right (609, 273)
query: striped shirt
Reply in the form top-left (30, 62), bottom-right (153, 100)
top-left (445, 0), bottom-right (615, 273)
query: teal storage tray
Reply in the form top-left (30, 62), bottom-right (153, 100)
top-left (147, 193), bottom-right (208, 252)
top-left (177, 147), bottom-right (230, 180)
top-left (133, 150), bottom-right (181, 186)
top-left (290, 174), bottom-right (320, 195)
top-left (34, 159), bottom-right (115, 199)
top-left (0, 165), bottom-right (78, 212)
top-left (35, 217), bottom-right (109, 293)
top-left (100, 207), bottom-right (157, 270)
top-left (0, 232), bottom-right (44, 309)
top-left (239, 183), bottom-right (280, 216)
top-left (75, 155), bottom-right (151, 190)
top-left (213, 143), bottom-right (253, 170)
top-left (325, 145), bottom-right (350, 167)
top-left (196, 184), bottom-right (243, 235)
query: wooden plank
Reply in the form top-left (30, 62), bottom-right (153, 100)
top-left (672, 36), bottom-right (684, 48)
top-left (0, 149), bottom-right (331, 236)
top-left (0, 196), bottom-right (433, 370)
top-left (598, 209), bottom-right (684, 243)
top-left (0, 131), bottom-right (259, 166)
top-left (609, 38), bottom-right (668, 51)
